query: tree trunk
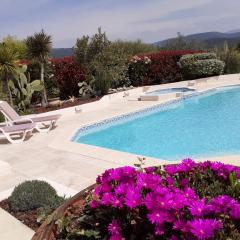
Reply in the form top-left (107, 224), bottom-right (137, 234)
top-left (40, 62), bottom-right (48, 107)
top-left (2, 76), bottom-right (13, 106)
top-left (7, 79), bottom-right (13, 107)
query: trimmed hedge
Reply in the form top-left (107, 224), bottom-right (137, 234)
top-left (179, 53), bottom-right (225, 80)
top-left (51, 57), bottom-right (86, 99)
top-left (180, 53), bottom-right (217, 63)
top-left (128, 50), bottom-right (204, 86)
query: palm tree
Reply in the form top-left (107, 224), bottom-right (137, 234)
top-left (26, 30), bottom-right (52, 106)
top-left (0, 43), bottom-right (19, 106)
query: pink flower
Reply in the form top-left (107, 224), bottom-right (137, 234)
top-left (188, 219), bottom-right (222, 240)
top-left (184, 188), bottom-right (198, 201)
top-left (154, 224), bottom-right (165, 235)
top-left (230, 204), bottom-right (240, 219)
top-left (189, 199), bottom-right (207, 217)
top-left (109, 235), bottom-right (122, 240)
top-left (164, 165), bottom-right (177, 176)
top-left (108, 220), bottom-right (122, 240)
top-left (179, 178), bottom-right (189, 188)
top-left (209, 195), bottom-right (237, 214)
top-left (136, 172), bottom-right (161, 190)
top-left (125, 186), bottom-right (142, 208)
top-left (148, 210), bottom-right (169, 224)
top-left (111, 195), bottom-right (124, 208)
top-left (101, 192), bottom-right (114, 206)
top-left (173, 220), bottom-right (188, 233)
top-left (90, 200), bottom-right (99, 208)
top-left (177, 158), bottom-right (196, 172)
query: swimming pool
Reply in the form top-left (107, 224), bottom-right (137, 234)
top-left (146, 87), bottom-right (195, 95)
top-left (73, 85), bottom-right (240, 160)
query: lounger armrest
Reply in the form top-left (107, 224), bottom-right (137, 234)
top-left (23, 114), bottom-right (37, 118)
top-left (12, 118), bottom-right (34, 124)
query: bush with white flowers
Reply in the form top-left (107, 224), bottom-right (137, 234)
top-left (179, 53), bottom-right (225, 80)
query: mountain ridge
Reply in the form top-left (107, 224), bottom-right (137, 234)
top-left (154, 31), bottom-right (240, 48)
top-left (50, 31), bottom-right (240, 58)
top-left (50, 48), bottom-right (74, 58)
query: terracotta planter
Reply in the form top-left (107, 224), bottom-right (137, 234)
top-left (32, 185), bottom-right (95, 240)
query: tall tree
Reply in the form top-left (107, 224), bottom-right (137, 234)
top-left (26, 30), bottom-right (52, 106)
top-left (2, 35), bottom-right (27, 59)
top-left (74, 27), bottom-right (111, 87)
top-left (74, 27), bottom-right (110, 67)
top-left (0, 43), bottom-right (19, 106)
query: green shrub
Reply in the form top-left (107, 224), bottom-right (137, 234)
top-left (218, 50), bottom-right (240, 74)
top-left (179, 52), bottom-right (217, 63)
top-left (74, 28), bottom-right (132, 94)
top-left (179, 53), bottom-right (225, 79)
top-left (93, 69), bottom-right (111, 96)
top-left (9, 180), bottom-right (60, 211)
top-left (37, 195), bottom-right (65, 223)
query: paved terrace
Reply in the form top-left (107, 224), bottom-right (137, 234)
top-left (0, 74), bottom-right (240, 239)
top-left (1, 74), bottom-right (240, 195)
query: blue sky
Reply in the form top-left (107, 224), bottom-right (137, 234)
top-left (1, 0), bottom-right (240, 47)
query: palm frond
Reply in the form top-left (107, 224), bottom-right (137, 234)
top-left (0, 43), bottom-right (19, 78)
top-left (26, 29), bottom-right (52, 62)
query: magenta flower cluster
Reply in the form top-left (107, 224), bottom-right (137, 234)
top-left (91, 159), bottom-right (240, 240)
top-left (164, 159), bottom-right (240, 180)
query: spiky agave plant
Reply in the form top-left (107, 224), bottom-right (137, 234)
top-left (26, 29), bottom-right (52, 107)
top-left (0, 43), bottom-right (19, 106)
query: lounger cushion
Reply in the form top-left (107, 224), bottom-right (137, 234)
top-left (31, 114), bottom-right (61, 123)
top-left (1, 123), bottom-right (35, 133)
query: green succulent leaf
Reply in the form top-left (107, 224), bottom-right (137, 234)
top-left (31, 80), bottom-right (44, 91)
top-left (19, 73), bottom-right (28, 85)
top-left (20, 64), bottom-right (27, 73)
top-left (8, 79), bottom-right (15, 89)
top-left (30, 80), bottom-right (41, 87)
top-left (22, 88), bottom-right (28, 96)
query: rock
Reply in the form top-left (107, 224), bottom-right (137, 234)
top-left (117, 87), bottom-right (124, 92)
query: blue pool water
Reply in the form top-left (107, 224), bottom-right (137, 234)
top-left (146, 87), bottom-right (195, 95)
top-left (74, 86), bottom-right (240, 160)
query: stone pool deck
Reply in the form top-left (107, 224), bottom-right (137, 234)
top-left (0, 74), bottom-right (240, 239)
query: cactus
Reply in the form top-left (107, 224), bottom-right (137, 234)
top-left (78, 81), bottom-right (94, 98)
top-left (8, 65), bottom-right (43, 111)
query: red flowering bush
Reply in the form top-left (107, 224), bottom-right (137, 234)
top-left (128, 55), bottom-right (152, 86)
top-left (128, 50), bottom-right (204, 86)
top-left (51, 57), bottom-right (86, 99)
top-left (55, 159), bottom-right (240, 239)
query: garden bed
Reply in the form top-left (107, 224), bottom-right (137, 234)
top-left (31, 160), bottom-right (240, 240)
top-left (0, 199), bottom-right (40, 231)
top-left (0, 184), bottom-right (94, 238)
top-left (33, 97), bottom-right (101, 114)
top-left (1, 161), bottom-right (240, 239)
top-left (0, 180), bottom-right (67, 233)
top-left (32, 185), bottom-right (94, 240)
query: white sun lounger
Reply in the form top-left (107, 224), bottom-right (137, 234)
top-left (0, 123), bottom-right (35, 144)
top-left (0, 101), bottom-right (61, 133)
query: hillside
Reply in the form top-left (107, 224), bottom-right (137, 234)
top-left (155, 31), bottom-right (240, 48)
top-left (50, 48), bottom-right (74, 58)
top-left (50, 31), bottom-right (240, 58)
